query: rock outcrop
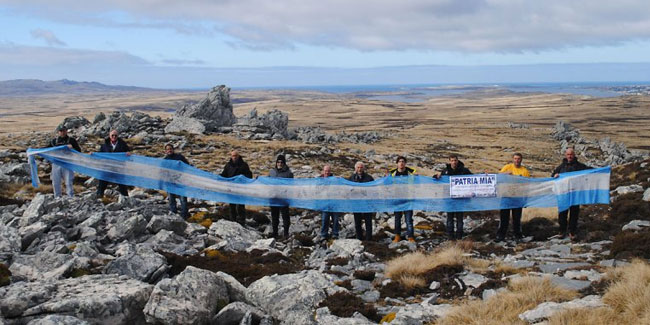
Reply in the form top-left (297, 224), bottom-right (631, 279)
top-left (165, 85), bottom-right (236, 134)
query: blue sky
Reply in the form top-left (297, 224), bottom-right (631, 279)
top-left (1, 1), bottom-right (650, 88)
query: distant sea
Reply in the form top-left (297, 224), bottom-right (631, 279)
top-left (237, 81), bottom-right (650, 103)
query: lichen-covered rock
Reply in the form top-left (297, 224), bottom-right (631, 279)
top-left (143, 266), bottom-right (229, 325)
top-left (26, 314), bottom-right (91, 325)
top-left (9, 252), bottom-right (88, 282)
top-left (212, 302), bottom-right (266, 325)
top-left (246, 270), bottom-right (344, 325)
top-left (0, 274), bottom-right (152, 324)
top-left (208, 219), bottom-right (262, 251)
top-left (0, 224), bottom-right (20, 263)
top-left (146, 214), bottom-right (188, 235)
top-left (103, 244), bottom-right (169, 283)
top-left (106, 215), bottom-right (147, 242)
top-left (164, 116), bottom-right (206, 135)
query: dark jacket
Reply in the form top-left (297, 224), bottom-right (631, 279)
top-left (441, 161), bottom-right (472, 176)
top-left (221, 157), bottom-right (253, 178)
top-left (389, 166), bottom-right (416, 176)
top-left (100, 138), bottom-right (129, 153)
top-left (48, 136), bottom-right (81, 152)
top-left (320, 171), bottom-right (333, 178)
top-left (348, 172), bottom-right (374, 183)
top-left (164, 153), bottom-right (190, 165)
top-left (551, 158), bottom-right (591, 177)
top-left (270, 165), bottom-right (293, 178)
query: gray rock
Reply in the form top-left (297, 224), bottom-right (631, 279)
top-left (234, 108), bottom-right (289, 139)
top-left (459, 273), bottom-right (488, 288)
top-left (209, 220), bottom-right (262, 251)
top-left (171, 85), bottom-right (236, 133)
top-left (612, 184), bottom-right (644, 196)
top-left (164, 116), bottom-right (206, 135)
top-left (27, 315), bottom-right (90, 325)
top-left (564, 269), bottom-right (603, 282)
top-left (538, 262), bottom-right (590, 274)
top-left (104, 245), bottom-right (169, 283)
top-left (622, 219), bottom-right (650, 231)
top-left (314, 307), bottom-right (375, 325)
top-left (519, 295), bottom-right (605, 323)
top-left (510, 260), bottom-right (535, 269)
top-left (145, 229), bottom-right (202, 256)
top-left (146, 214), bottom-right (188, 235)
top-left (643, 188), bottom-right (650, 202)
top-left (360, 290), bottom-right (380, 303)
top-left (0, 274), bottom-right (152, 324)
top-left (429, 281), bottom-right (440, 290)
top-left (482, 289), bottom-right (497, 300)
top-left (0, 224), bottom-right (20, 263)
top-left (144, 266), bottom-right (229, 325)
top-left (246, 270), bottom-right (343, 325)
top-left (599, 259), bottom-right (629, 267)
top-left (9, 252), bottom-right (88, 282)
top-left (212, 302), bottom-right (265, 325)
top-left (351, 279), bottom-right (372, 292)
top-left (330, 239), bottom-right (364, 258)
top-left (549, 276), bottom-right (592, 291)
top-left (391, 303), bottom-right (453, 325)
top-left (60, 116), bottom-right (91, 131)
top-left (216, 271), bottom-right (248, 303)
top-left (106, 215), bottom-right (147, 242)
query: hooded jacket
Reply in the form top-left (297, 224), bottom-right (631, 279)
top-left (270, 165), bottom-right (293, 178)
top-left (221, 157), bottom-right (253, 178)
top-left (441, 161), bottom-right (472, 176)
top-left (551, 158), bottom-right (590, 177)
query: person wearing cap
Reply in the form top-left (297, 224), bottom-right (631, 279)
top-left (96, 129), bottom-right (130, 197)
top-left (164, 143), bottom-right (190, 218)
top-left (220, 150), bottom-right (253, 225)
top-left (269, 154), bottom-right (294, 238)
top-left (496, 152), bottom-right (530, 242)
top-left (388, 156), bottom-right (417, 243)
top-left (348, 161), bottom-right (375, 241)
top-left (47, 125), bottom-right (82, 197)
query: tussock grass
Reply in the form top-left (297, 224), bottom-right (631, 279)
top-left (548, 259), bottom-right (650, 325)
top-left (437, 276), bottom-right (578, 325)
top-left (385, 243), bottom-right (468, 288)
top-left (521, 207), bottom-right (557, 223)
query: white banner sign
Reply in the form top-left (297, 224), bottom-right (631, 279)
top-left (450, 174), bottom-right (497, 198)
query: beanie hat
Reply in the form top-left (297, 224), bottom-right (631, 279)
top-left (276, 154), bottom-right (286, 164)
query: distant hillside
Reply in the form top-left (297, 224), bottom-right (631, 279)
top-left (0, 79), bottom-right (158, 96)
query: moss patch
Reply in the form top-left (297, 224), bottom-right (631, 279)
top-left (610, 230), bottom-right (650, 260)
top-left (353, 270), bottom-right (376, 281)
top-left (162, 249), bottom-right (304, 286)
top-left (318, 291), bottom-right (380, 322)
top-left (522, 217), bottom-right (557, 241)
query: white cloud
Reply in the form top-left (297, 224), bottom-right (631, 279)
top-left (30, 28), bottom-right (66, 46)
top-left (4, 0), bottom-right (650, 52)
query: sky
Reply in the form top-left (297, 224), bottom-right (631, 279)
top-left (1, 0), bottom-right (650, 88)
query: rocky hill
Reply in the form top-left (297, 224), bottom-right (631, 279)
top-left (0, 79), bottom-right (159, 96)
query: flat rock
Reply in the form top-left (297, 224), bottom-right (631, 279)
top-left (622, 220), bottom-right (650, 231)
top-left (26, 315), bottom-right (90, 325)
top-left (0, 274), bottom-right (152, 324)
top-left (103, 245), bottom-right (169, 283)
top-left (538, 262), bottom-right (590, 274)
top-left (549, 276), bottom-right (592, 291)
top-left (9, 252), bottom-right (88, 282)
top-left (209, 219), bottom-right (262, 251)
top-left (460, 273), bottom-right (488, 288)
top-left (519, 295), bottom-right (605, 323)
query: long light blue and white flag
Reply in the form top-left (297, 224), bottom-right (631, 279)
top-left (27, 146), bottom-right (610, 213)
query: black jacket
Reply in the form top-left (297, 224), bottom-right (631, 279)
top-left (348, 172), bottom-right (374, 183)
top-left (551, 158), bottom-right (591, 177)
top-left (100, 138), bottom-right (129, 153)
top-left (165, 153), bottom-right (190, 165)
top-left (270, 165), bottom-right (293, 178)
top-left (48, 136), bottom-right (81, 152)
top-left (221, 157), bottom-right (253, 178)
top-left (441, 161), bottom-right (472, 176)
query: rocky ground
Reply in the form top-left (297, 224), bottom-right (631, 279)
top-left (1, 88), bottom-right (650, 324)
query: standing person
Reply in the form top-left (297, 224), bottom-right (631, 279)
top-left (47, 125), bottom-right (82, 197)
top-left (96, 129), bottom-right (130, 197)
top-left (389, 156), bottom-right (417, 243)
top-left (551, 148), bottom-right (591, 241)
top-left (164, 143), bottom-right (190, 218)
top-left (269, 154), bottom-right (293, 238)
top-left (220, 150), bottom-right (253, 225)
top-left (319, 164), bottom-right (340, 241)
top-left (435, 154), bottom-right (472, 240)
top-left (348, 161), bottom-right (375, 241)
top-left (496, 153), bottom-right (531, 242)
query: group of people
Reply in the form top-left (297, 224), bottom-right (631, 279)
top-left (46, 127), bottom-right (591, 243)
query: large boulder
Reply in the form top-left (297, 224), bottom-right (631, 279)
top-left (167, 85), bottom-right (236, 134)
top-left (143, 266), bottom-right (229, 324)
top-left (9, 252), bottom-right (88, 282)
top-left (164, 116), bottom-right (206, 135)
top-left (246, 270), bottom-right (344, 324)
top-left (233, 108), bottom-right (289, 140)
top-left (208, 219), bottom-right (262, 251)
top-left (0, 274), bottom-right (153, 324)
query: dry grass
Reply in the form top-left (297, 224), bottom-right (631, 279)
top-left (437, 276), bottom-right (578, 325)
top-left (546, 260), bottom-right (650, 325)
top-left (385, 243), bottom-right (469, 287)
